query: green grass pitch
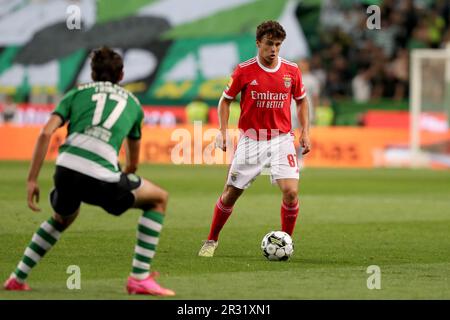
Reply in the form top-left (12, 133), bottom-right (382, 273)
top-left (0, 161), bottom-right (449, 299)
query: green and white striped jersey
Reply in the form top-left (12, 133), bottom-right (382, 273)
top-left (53, 81), bottom-right (144, 182)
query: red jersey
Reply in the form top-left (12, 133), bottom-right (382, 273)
top-left (223, 56), bottom-right (306, 140)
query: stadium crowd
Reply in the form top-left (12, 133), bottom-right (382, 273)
top-left (303, 0), bottom-right (450, 105)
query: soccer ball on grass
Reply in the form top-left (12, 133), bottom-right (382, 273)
top-left (261, 231), bottom-right (294, 261)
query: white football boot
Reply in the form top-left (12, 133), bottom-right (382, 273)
top-left (198, 240), bottom-right (218, 257)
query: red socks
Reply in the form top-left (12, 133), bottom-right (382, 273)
top-left (207, 196), bottom-right (234, 241)
top-left (207, 197), bottom-right (298, 240)
top-left (281, 200), bottom-right (299, 236)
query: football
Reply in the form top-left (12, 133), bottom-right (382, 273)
top-left (261, 231), bottom-right (294, 261)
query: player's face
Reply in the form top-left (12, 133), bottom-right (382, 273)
top-left (257, 35), bottom-right (283, 67)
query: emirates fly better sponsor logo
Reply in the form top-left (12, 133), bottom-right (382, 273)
top-left (251, 91), bottom-right (288, 109)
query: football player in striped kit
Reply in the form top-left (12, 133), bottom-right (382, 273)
top-left (4, 47), bottom-right (175, 296)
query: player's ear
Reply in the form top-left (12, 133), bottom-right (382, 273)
top-left (256, 40), bottom-right (261, 48)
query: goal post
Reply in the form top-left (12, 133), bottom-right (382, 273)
top-left (409, 44), bottom-right (450, 168)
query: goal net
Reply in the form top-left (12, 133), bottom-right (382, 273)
top-left (410, 45), bottom-right (450, 168)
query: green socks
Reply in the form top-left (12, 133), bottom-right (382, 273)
top-left (13, 217), bottom-right (64, 282)
top-left (131, 210), bottom-right (164, 280)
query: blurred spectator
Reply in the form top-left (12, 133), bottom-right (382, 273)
top-left (341, 4), bottom-right (366, 35)
top-left (369, 60), bottom-right (386, 100)
top-left (186, 96), bottom-right (209, 123)
top-left (297, 59), bottom-right (321, 125)
top-left (310, 54), bottom-right (327, 92)
top-left (435, 0), bottom-right (450, 28)
top-left (400, 0), bottom-right (419, 39)
top-left (1, 95), bottom-right (18, 124)
top-left (352, 67), bottom-right (372, 103)
top-left (440, 28), bottom-right (450, 47)
top-left (426, 9), bottom-right (446, 47)
top-left (314, 97), bottom-right (335, 126)
top-left (320, 0), bottom-right (345, 30)
top-left (408, 16), bottom-right (430, 49)
top-left (348, 7), bottom-right (373, 49)
top-left (382, 67), bottom-right (400, 99)
top-left (324, 70), bottom-right (348, 100)
top-left (390, 49), bottom-right (409, 82)
top-left (389, 48), bottom-right (409, 100)
top-left (371, 12), bottom-right (403, 58)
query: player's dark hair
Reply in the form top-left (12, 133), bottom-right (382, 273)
top-left (256, 20), bottom-right (286, 41)
top-left (90, 46), bottom-right (123, 84)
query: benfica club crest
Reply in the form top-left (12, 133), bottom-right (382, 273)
top-left (283, 75), bottom-right (292, 88)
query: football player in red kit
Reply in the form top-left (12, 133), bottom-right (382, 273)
top-left (199, 20), bottom-right (311, 257)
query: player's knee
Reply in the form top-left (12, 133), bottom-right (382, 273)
top-left (150, 189), bottom-right (169, 214)
top-left (221, 189), bottom-right (241, 206)
top-left (159, 189), bottom-right (169, 206)
top-left (53, 212), bottom-right (77, 230)
top-left (221, 194), bottom-right (233, 206)
top-left (283, 189), bottom-right (298, 204)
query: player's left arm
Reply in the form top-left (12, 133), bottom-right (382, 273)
top-left (124, 107), bottom-right (144, 174)
top-left (27, 114), bottom-right (63, 212)
top-left (295, 97), bottom-right (311, 155)
top-left (123, 138), bottom-right (140, 174)
top-left (293, 66), bottom-right (311, 155)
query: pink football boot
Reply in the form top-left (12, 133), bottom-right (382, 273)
top-left (126, 272), bottom-right (175, 297)
top-left (4, 275), bottom-right (31, 291)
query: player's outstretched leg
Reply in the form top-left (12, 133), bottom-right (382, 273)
top-left (4, 211), bottom-right (79, 291)
top-left (198, 185), bottom-right (243, 257)
top-left (277, 179), bottom-right (299, 236)
top-left (126, 179), bottom-right (175, 297)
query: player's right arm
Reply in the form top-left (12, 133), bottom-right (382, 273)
top-left (217, 66), bottom-right (242, 151)
top-left (27, 115), bottom-right (63, 212)
top-left (27, 89), bottom-right (75, 212)
top-left (216, 95), bottom-right (233, 151)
